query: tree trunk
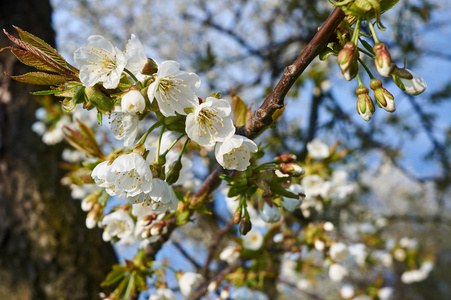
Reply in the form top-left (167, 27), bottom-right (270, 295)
top-left (0, 1), bottom-right (117, 299)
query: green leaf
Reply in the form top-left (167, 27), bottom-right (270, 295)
top-left (319, 47), bottom-right (336, 61)
top-left (269, 183), bottom-right (299, 199)
top-left (230, 88), bottom-right (247, 127)
top-left (84, 86), bottom-right (113, 113)
top-left (360, 39), bottom-right (375, 56)
top-left (30, 89), bottom-right (64, 95)
top-left (101, 264), bottom-right (126, 287)
top-left (14, 26), bottom-right (70, 69)
top-left (7, 72), bottom-right (67, 85)
top-left (176, 211), bottom-right (191, 225)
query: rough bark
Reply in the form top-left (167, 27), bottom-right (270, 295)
top-left (0, 1), bottom-right (117, 299)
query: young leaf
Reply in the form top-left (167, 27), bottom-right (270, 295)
top-left (7, 72), bottom-right (67, 85)
top-left (230, 88), bottom-right (247, 127)
top-left (9, 48), bottom-right (62, 73)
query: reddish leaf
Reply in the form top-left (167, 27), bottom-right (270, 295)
top-left (7, 72), bottom-right (67, 85)
top-left (9, 48), bottom-right (61, 73)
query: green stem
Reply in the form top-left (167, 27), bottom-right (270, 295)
top-left (351, 18), bottom-right (361, 45)
top-left (358, 58), bottom-right (374, 79)
top-left (136, 120), bottom-right (163, 145)
top-left (124, 68), bottom-right (143, 89)
top-left (156, 125), bottom-right (166, 162)
top-left (177, 138), bottom-right (190, 163)
top-left (367, 18), bottom-right (380, 44)
top-left (356, 73), bottom-right (364, 86)
top-left (357, 45), bottom-right (375, 59)
top-left (162, 134), bottom-right (186, 157)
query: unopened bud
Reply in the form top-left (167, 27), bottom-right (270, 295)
top-left (337, 42), bottom-right (359, 81)
top-left (274, 153), bottom-right (297, 163)
top-left (121, 89), bottom-right (146, 113)
top-left (140, 213), bottom-right (157, 227)
top-left (356, 85), bottom-right (375, 121)
top-left (141, 58), bottom-right (158, 75)
top-left (165, 160), bottom-right (183, 185)
top-left (370, 78), bottom-right (395, 112)
top-left (133, 143), bottom-right (146, 156)
top-left (141, 228), bottom-right (151, 239)
top-left (279, 163), bottom-right (305, 176)
top-left (81, 190), bottom-right (101, 212)
top-left (150, 221), bottom-right (165, 236)
top-left (373, 43), bottom-right (393, 77)
top-left (239, 217), bottom-right (252, 235)
top-left (392, 67), bottom-right (427, 95)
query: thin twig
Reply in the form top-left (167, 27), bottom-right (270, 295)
top-left (173, 240), bottom-right (202, 270)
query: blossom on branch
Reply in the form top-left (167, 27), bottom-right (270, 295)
top-left (185, 97), bottom-right (235, 146)
top-left (147, 60), bottom-right (200, 117)
top-left (127, 178), bottom-right (178, 213)
top-left (101, 210), bottom-right (135, 244)
top-left (109, 106), bottom-right (139, 147)
top-left (215, 135), bottom-right (258, 171)
top-left (74, 35), bottom-right (126, 89)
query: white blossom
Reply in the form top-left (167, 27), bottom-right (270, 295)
top-left (314, 240), bottom-right (325, 252)
top-left (340, 284), bottom-right (355, 299)
top-left (148, 288), bottom-right (176, 300)
top-left (185, 97), bottom-right (235, 146)
top-left (109, 107), bottom-right (140, 147)
top-left (378, 287), bottom-right (394, 300)
top-left (179, 272), bottom-right (203, 298)
top-left (124, 34), bottom-right (148, 78)
top-left (323, 221), bottom-right (334, 231)
top-left (330, 242), bottom-right (349, 262)
top-left (42, 116), bottom-right (72, 145)
top-left (215, 135), bottom-right (258, 171)
top-left (260, 202), bottom-right (281, 223)
top-left (101, 210), bottom-right (135, 244)
top-left (328, 263), bottom-right (348, 282)
top-left (399, 69), bottom-right (427, 95)
top-left (74, 35), bottom-right (126, 89)
top-left (121, 90), bottom-right (146, 113)
top-left (127, 178), bottom-right (178, 213)
top-left (147, 60), bottom-right (200, 117)
top-left (91, 153), bottom-right (152, 198)
top-left (301, 175), bottom-right (330, 198)
top-left (306, 139), bottom-right (329, 159)
top-left (219, 245), bottom-right (240, 263)
top-left (242, 229), bottom-right (263, 251)
top-left (349, 243), bottom-right (367, 267)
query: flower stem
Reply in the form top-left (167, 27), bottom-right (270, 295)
top-left (156, 125), bottom-right (166, 162)
top-left (162, 134), bottom-right (185, 157)
top-left (176, 137), bottom-right (191, 163)
top-left (358, 58), bottom-right (374, 79)
top-left (124, 68), bottom-right (143, 89)
top-left (351, 18), bottom-right (361, 45)
top-left (356, 73), bottom-right (364, 86)
top-left (136, 120), bottom-right (163, 146)
top-left (367, 18), bottom-right (380, 44)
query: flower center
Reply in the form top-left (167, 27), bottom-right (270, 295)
top-left (87, 47), bottom-right (117, 76)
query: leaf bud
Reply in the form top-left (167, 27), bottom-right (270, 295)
top-left (337, 42), bottom-right (359, 81)
top-left (165, 160), bottom-right (183, 185)
top-left (141, 58), bottom-right (158, 75)
top-left (233, 207), bottom-right (242, 224)
top-left (84, 86), bottom-right (114, 113)
top-left (239, 217), bottom-right (252, 235)
top-left (373, 43), bottom-right (393, 77)
top-left (370, 78), bottom-right (395, 112)
top-left (356, 85), bottom-right (375, 121)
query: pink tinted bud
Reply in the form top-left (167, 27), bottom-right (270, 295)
top-left (274, 153), bottom-right (297, 163)
top-left (279, 163), bottom-right (305, 176)
top-left (356, 85), bottom-right (375, 121)
top-left (338, 42), bottom-right (359, 81)
top-left (370, 78), bottom-right (395, 112)
top-left (373, 43), bottom-right (393, 77)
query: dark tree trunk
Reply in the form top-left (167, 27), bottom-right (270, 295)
top-left (0, 1), bottom-right (117, 299)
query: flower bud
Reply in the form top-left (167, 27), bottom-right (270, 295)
top-left (150, 221), bottom-right (165, 236)
top-left (139, 213), bottom-right (158, 227)
top-left (239, 217), bottom-right (252, 235)
top-left (279, 163), bottom-right (305, 176)
top-left (370, 78), bottom-right (395, 112)
top-left (121, 89), bottom-right (146, 113)
top-left (337, 42), bottom-right (359, 81)
top-left (392, 67), bottom-right (427, 95)
top-left (373, 43), bottom-right (393, 77)
top-left (356, 85), bottom-right (375, 121)
top-left (141, 58), bottom-right (158, 75)
top-left (260, 201), bottom-right (281, 223)
top-left (165, 160), bottom-right (183, 185)
top-left (274, 153), bottom-right (297, 163)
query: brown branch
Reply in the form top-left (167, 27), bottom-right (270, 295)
top-left (277, 278), bottom-right (323, 300)
top-left (191, 260), bottom-right (245, 300)
top-left (237, 7), bottom-right (345, 139)
top-left (201, 219), bottom-right (235, 279)
top-left (173, 240), bottom-right (202, 270)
